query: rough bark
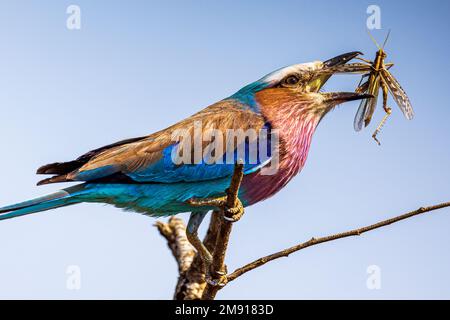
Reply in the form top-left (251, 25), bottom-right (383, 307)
top-left (155, 168), bottom-right (450, 299)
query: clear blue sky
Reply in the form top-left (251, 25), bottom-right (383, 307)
top-left (0, 0), bottom-right (449, 299)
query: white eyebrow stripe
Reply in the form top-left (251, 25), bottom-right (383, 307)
top-left (263, 61), bottom-right (323, 83)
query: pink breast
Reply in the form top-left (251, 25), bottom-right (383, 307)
top-left (240, 118), bottom-right (319, 206)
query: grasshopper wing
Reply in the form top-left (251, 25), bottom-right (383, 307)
top-left (354, 73), bottom-right (380, 131)
top-left (381, 69), bottom-right (414, 120)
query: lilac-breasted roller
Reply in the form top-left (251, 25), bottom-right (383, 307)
top-left (0, 52), bottom-right (371, 268)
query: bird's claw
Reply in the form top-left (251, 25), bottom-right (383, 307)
top-left (223, 198), bottom-right (244, 222)
top-left (205, 271), bottom-right (228, 287)
top-left (215, 270), bottom-right (226, 276)
top-left (206, 278), bottom-right (227, 287)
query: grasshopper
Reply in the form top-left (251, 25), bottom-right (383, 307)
top-left (325, 31), bottom-right (414, 144)
top-left (353, 31), bottom-right (414, 144)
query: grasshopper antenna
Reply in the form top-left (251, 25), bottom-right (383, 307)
top-left (367, 29), bottom-right (382, 50)
top-left (382, 29), bottom-right (391, 49)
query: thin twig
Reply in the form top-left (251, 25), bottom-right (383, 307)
top-left (201, 162), bottom-right (244, 300)
top-left (156, 165), bottom-right (450, 299)
top-left (226, 161), bottom-right (244, 210)
top-left (226, 201), bottom-right (450, 282)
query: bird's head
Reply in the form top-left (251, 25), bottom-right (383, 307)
top-left (229, 51), bottom-right (362, 113)
top-left (226, 52), bottom-right (371, 202)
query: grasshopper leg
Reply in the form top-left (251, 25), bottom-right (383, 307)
top-left (355, 57), bottom-right (373, 64)
top-left (372, 79), bottom-right (392, 145)
top-left (356, 80), bottom-right (370, 94)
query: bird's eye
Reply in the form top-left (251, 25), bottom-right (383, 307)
top-left (284, 75), bottom-right (299, 86)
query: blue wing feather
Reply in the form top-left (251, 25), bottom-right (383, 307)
top-left (41, 99), bottom-right (269, 185)
top-left (124, 132), bottom-right (272, 183)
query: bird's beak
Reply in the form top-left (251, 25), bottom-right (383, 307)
top-left (323, 92), bottom-right (374, 104)
top-left (306, 51), bottom-right (363, 92)
top-left (322, 51), bottom-right (363, 69)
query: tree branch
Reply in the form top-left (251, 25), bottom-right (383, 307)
top-left (155, 217), bottom-right (195, 274)
top-left (172, 211), bottom-right (223, 300)
top-left (155, 162), bottom-right (450, 299)
top-left (201, 162), bottom-right (244, 300)
top-left (226, 201), bottom-right (450, 282)
top-left (155, 217), bottom-right (205, 299)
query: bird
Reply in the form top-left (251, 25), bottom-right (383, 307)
top-left (0, 51), bottom-right (370, 277)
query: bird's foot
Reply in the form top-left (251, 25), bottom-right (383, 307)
top-left (186, 194), bottom-right (244, 222)
top-left (223, 197), bottom-right (244, 223)
top-left (205, 268), bottom-right (228, 287)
